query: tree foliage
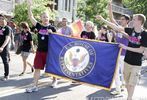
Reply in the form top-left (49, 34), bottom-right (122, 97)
top-left (77, 0), bottom-right (109, 26)
top-left (14, 0), bottom-right (56, 26)
top-left (123, 0), bottom-right (147, 28)
top-left (123, 0), bottom-right (147, 15)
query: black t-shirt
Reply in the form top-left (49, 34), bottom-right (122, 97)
top-left (21, 31), bottom-right (32, 52)
top-left (35, 23), bottom-right (56, 52)
top-left (124, 28), bottom-right (147, 66)
top-left (80, 31), bottom-right (96, 39)
top-left (0, 26), bottom-right (11, 50)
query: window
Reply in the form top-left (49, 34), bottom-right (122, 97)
top-left (65, 0), bottom-right (68, 11)
top-left (54, 0), bottom-right (58, 10)
top-left (62, 0), bottom-right (65, 10)
top-left (68, 0), bottom-right (71, 12)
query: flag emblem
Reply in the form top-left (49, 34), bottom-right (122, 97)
top-left (59, 41), bottom-right (96, 79)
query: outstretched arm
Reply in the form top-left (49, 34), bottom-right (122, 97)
top-left (120, 31), bottom-right (129, 39)
top-left (27, 0), bottom-right (37, 26)
top-left (96, 15), bottom-right (124, 32)
top-left (108, 0), bottom-right (118, 25)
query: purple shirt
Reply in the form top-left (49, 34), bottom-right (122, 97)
top-left (61, 26), bottom-right (72, 36)
top-left (116, 33), bottom-right (128, 56)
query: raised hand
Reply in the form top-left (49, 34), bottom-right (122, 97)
top-left (108, 0), bottom-right (112, 10)
top-left (108, 0), bottom-right (112, 3)
top-left (27, 0), bottom-right (33, 6)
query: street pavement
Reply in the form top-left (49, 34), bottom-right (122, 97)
top-left (0, 51), bottom-right (147, 100)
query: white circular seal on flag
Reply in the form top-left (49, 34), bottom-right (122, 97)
top-left (59, 41), bottom-right (96, 79)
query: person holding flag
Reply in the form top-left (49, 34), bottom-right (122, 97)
top-left (108, 0), bottom-right (130, 95)
top-left (96, 14), bottom-right (147, 100)
top-left (26, 0), bottom-right (57, 93)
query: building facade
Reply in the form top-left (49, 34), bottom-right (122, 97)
top-left (15, 0), bottom-right (77, 22)
top-left (52, 0), bottom-right (77, 22)
top-left (1, 0), bottom-right (130, 22)
top-left (0, 0), bottom-right (77, 22)
top-left (0, 0), bottom-right (15, 16)
top-left (112, 0), bottom-right (133, 19)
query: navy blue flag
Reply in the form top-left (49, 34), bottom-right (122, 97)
top-left (45, 34), bottom-right (121, 90)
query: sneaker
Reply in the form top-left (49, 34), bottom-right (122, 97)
top-left (26, 86), bottom-right (38, 93)
top-left (72, 81), bottom-right (77, 83)
top-left (110, 90), bottom-right (121, 95)
top-left (50, 80), bottom-right (58, 88)
top-left (120, 85), bottom-right (125, 92)
top-left (71, 81), bottom-right (80, 85)
top-left (1, 76), bottom-right (9, 81)
top-left (19, 72), bottom-right (24, 76)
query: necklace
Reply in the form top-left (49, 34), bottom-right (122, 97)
top-left (132, 29), bottom-right (143, 39)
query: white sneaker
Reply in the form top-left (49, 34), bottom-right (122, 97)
top-left (1, 76), bottom-right (9, 81)
top-left (50, 80), bottom-right (58, 88)
top-left (26, 86), bottom-right (38, 93)
top-left (110, 90), bottom-right (121, 95)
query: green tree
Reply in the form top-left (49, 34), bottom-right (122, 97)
top-left (123, 0), bottom-right (147, 28)
top-left (14, 0), bottom-right (56, 26)
top-left (77, 0), bottom-right (109, 26)
top-left (14, 0), bottom-right (57, 46)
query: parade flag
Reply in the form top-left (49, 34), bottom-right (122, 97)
top-left (45, 34), bottom-right (121, 90)
top-left (70, 20), bottom-right (83, 38)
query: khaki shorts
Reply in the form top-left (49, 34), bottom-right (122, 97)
top-left (21, 51), bottom-right (30, 58)
top-left (124, 62), bottom-right (141, 86)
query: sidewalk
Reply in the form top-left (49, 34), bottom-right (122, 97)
top-left (0, 51), bottom-right (147, 100)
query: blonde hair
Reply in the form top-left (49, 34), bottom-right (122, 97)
top-left (40, 11), bottom-right (49, 18)
top-left (86, 21), bottom-right (94, 28)
top-left (133, 14), bottom-right (146, 25)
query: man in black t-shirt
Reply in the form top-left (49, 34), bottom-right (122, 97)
top-left (0, 14), bottom-right (11, 81)
top-left (26, 0), bottom-right (57, 93)
top-left (96, 14), bottom-right (147, 100)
